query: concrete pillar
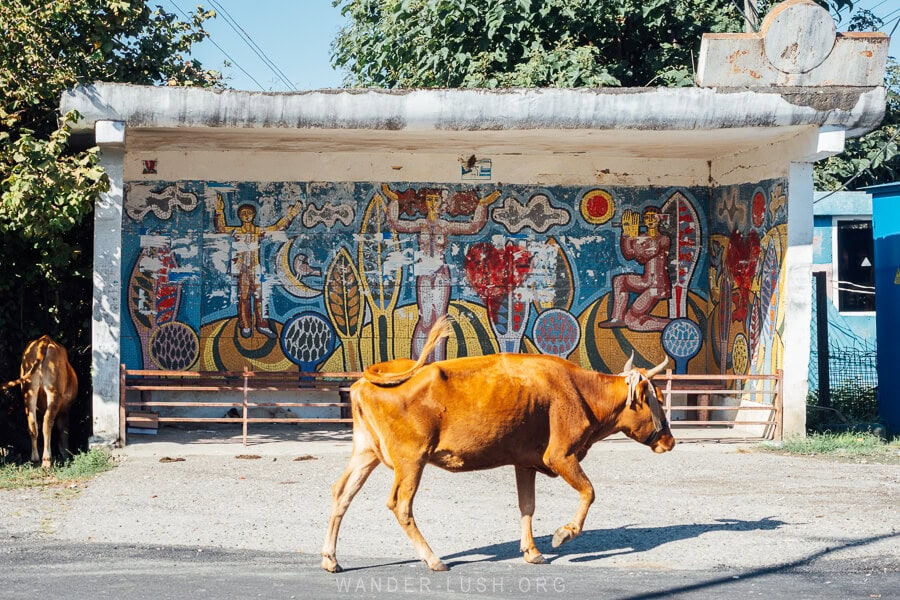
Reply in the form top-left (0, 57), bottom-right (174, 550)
top-left (90, 120), bottom-right (125, 447)
top-left (781, 127), bottom-right (845, 437)
top-left (782, 162), bottom-right (814, 437)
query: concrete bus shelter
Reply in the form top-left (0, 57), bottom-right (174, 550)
top-left (61, 0), bottom-right (888, 444)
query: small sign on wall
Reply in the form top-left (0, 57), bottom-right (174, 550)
top-left (461, 156), bottom-right (492, 180)
top-left (142, 159), bottom-right (158, 175)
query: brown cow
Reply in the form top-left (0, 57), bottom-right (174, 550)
top-left (321, 316), bottom-right (674, 572)
top-left (1, 335), bottom-right (77, 468)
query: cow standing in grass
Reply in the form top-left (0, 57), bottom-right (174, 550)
top-left (1, 336), bottom-right (77, 468)
top-left (321, 316), bottom-right (674, 572)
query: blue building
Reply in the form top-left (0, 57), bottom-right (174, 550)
top-left (866, 183), bottom-right (900, 434)
top-left (811, 190), bottom-right (877, 356)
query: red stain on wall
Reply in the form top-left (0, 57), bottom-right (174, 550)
top-left (726, 230), bottom-right (761, 323)
top-left (464, 243), bottom-right (532, 323)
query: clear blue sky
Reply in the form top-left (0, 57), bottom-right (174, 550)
top-left (174, 0), bottom-right (898, 92)
top-left (169, 0), bottom-right (346, 90)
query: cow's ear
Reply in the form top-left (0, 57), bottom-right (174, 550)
top-left (637, 380), bottom-right (650, 405)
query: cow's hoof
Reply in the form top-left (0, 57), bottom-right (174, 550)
top-left (551, 525), bottom-right (577, 548)
top-left (523, 548), bottom-right (546, 564)
top-left (321, 555), bottom-right (342, 573)
top-left (41, 459), bottom-right (52, 470)
top-left (428, 559), bottom-right (449, 572)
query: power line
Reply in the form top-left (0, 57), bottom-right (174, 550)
top-left (207, 0), bottom-right (296, 90)
top-left (168, 0), bottom-right (267, 91)
top-left (730, 0), bottom-right (759, 32)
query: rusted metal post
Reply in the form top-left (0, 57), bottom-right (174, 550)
top-left (775, 369), bottom-right (784, 440)
top-left (119, 364), bottom-right (127, 447)
top-left (664, 369), bottom-right (673, 421)
top-left (814, 271), bottom-right (831, 408)
top-left (242, 369), bottom-right (249, 446)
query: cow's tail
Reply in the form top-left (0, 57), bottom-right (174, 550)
top-left (362, 315), bottom-right (453, 386)
top-left (1, 336), bottom-right (52, 392)
top-left (0, 378), bottom-right (23, 392)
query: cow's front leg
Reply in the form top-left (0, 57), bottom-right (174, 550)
top-left (387, 459), bottom-right (446, 571)
top-left (515, 466), bottom-right (545, 564)
top-left (544, 453), bottom-right (595, 548)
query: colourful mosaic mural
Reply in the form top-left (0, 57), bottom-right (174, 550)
top-left (120, 179), bottom-right (787, 378)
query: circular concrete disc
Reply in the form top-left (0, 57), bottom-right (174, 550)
top-left (764, 2), bottom-right (836, 74)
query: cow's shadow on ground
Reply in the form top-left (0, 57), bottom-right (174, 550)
top-left (441, 517), bottom-right (785, 567)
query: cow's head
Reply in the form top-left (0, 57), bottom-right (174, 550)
top-left (618, 355), bottom-right (675, 453)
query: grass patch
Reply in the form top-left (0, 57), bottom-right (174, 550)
top-left (763, 432), bottom-right (900, 464)
top-left (0, 448), bottom-right (116, 489)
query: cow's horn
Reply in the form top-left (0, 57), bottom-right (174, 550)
top-left (646, 356), bottom-right (670, 378)
top-left (623, 351), bottom-right (634, 373)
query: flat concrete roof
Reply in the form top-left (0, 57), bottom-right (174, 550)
top-left (61, 82), bottom-right (886, 159)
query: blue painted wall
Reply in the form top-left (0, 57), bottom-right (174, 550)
top-left (867, 183), bottom-right (900, 434)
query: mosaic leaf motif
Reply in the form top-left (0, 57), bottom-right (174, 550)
top-left (530, 237), bottom-right (574, 313)
top-left (662, 191), bottom-right (700, 319)
top-left (748, 296), bottom-right (762, 361)
top-left (760, 237), bottom-right (779, 340)
top-left (358, 193), bottom-right (402, 313)
top-left (126, 247), bottom-right (183, 368)
top-left (128, 259), bottom-right (154, 333)
top-left (324, 247), bottom-right (362, 338)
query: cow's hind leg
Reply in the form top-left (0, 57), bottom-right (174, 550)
top-left (321, 446), bottom-right (380, 573)
top-left (23, 389), bottom-right (40, 464)
top-left (545, 453), bottom-right (595, 548)
top-left (387, 459), bottom-right (446, 571)
top-left (40, 397), bottom-right (59, 469)
top-left (515, 466), bottom-right (545, 564)
top-left (54, 408), bottom-right (71, 461)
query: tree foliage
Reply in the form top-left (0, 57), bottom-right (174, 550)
top-left (332, 0), bottom-right (893, 190)
top-left (0, 1), bottom-right (218, 455)
top-left (332, 0), bottom-right (744, 88)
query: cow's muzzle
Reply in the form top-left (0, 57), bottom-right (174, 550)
top-left (643, 386), bottom-right (674, 452)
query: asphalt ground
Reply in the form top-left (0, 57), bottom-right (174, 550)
top-left (1, 424), bottom-right (898, 599)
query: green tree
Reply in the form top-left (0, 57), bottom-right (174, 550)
top-left (331, 0), bottom-right (856, 89)
top-left (0, 1), bottom-right (218, 455)
top-left (813, 6), bottom-right (898, 191)
top-left (332, 0), bottom-right (743, 88)
top-left (332, 0), bottom-right (892, 190)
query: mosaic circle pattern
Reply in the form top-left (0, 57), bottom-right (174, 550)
top-left (280, 312), bottom-right (335, 367)
top-left (533, 309), bottom-right (581, 357)
top-left (661, 318), bottom-right (702, 361)
top-left (580, 189), bottom-right (615, 225)
top-left (732, 332), bottom-right (749, 375)
top-left (149, 321), bottom-right (199, 371)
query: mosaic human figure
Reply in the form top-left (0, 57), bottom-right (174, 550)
top-left (214, 194), bottom-right (301, 338)
top-left (599, 206), bottom-right (671, 332)
top-left (382, 184), bottom-right (500, 359)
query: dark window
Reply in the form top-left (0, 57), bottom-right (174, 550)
top-left (836, 220), bottom-right (875, 312)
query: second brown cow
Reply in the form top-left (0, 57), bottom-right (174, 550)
top-left (321, 316), bottom-right (675, 573)
top-left (1, 335), bottom-right (77, 468)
